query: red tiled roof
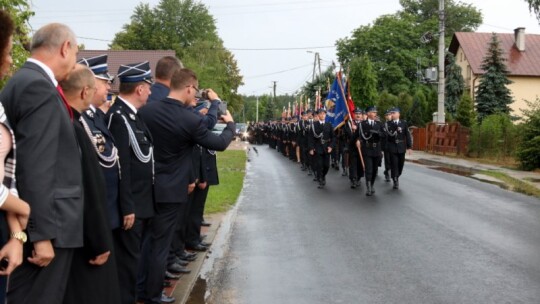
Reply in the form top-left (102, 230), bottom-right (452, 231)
top-left (449, 32), bottom-right (540, 76)
top-left (77, 50), bottom-right (176, 93)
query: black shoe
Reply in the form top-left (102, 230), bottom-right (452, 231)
top-left (313, 177), bottom-right (318, 181)
top-left (200, 234), bottom-right (207, 240)
top-left (173, 257), bottom-right (189, 266)
top-left (168, 263), bottom-right (191, 274)
top-left (371, 182), bottom-right (376, 194)
top-left (350, 179), bottom-right (357, 189)
top-left (186, 243), bottom-right (208, 252)
top-left (366, 183), bottom-right (372, 196)
top-left (164, 271), bottom-right (182, 280)
top-left (178, 251), bottom-right (197, 261)
top-left (201, 221), bottom-right (211, 227)
top-left (307, 170), bottom-right (313, 176)
top-left (161, 291), bottom-right (176, 303)
top-left (321, 178), bottom-right (326, 186)
top-left (163, 281), bottom-right (172, 288)
top-left (200, 241), bottom-right (211, 247)
top-left (384, 172), bottom-right (391, 182)
top-left (393, 178), bottom-right (399, 189)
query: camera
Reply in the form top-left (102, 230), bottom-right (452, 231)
top-left (218, 102), bottom-right (228, 117)
top-left (195, 89), bottom-right (210, 100)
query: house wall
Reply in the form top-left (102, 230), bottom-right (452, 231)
top-left (455, 46), bottom-right (537, 120)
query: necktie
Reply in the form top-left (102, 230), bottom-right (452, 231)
top-left (56, 85), bottom-right (74, 122)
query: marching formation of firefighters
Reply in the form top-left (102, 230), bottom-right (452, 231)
top-left (246, 106), bottom-right (412, 195)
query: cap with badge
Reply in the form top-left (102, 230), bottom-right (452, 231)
top-left (353, 108), bottom-right (363, 114)
top-left (78, 54), bottom-right (114, 82)
top-left (391, 107), bottom-right (400, 113)
top-left (316, 108), bottom-right (327, 114)
top-left (117, 61), bottom-right (153, 84)
top-left (366, 106), bottom-right (377, 113)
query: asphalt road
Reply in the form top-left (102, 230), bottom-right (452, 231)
top-left (207, 146), bottom-right (540, 304)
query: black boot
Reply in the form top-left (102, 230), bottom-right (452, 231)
top-left (350, 178), bottom-right (357, 189)
top-left (384, 171), bottom-right (390, 182)
top-left (393, 177), bottom-right (399, 189)
top-left (342, 168), bottom-right (348, 176)
top-left (366, 182), bottom-right (372, 196)
top-left (307, 168), bottom-right (313, 176)
top-left (371, 182), bottom-right (376, 194)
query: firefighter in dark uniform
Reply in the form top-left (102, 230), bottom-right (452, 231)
top-left (308, 108), bottom-right (335, 188)
top-left (298, 111), bottom-right (309, 171)
top-left (346, 108), bottom-right (365, 189)
top-left (357, 106), bottom-right (383, 196)
top-left (381, 109), bottom-right (393, 182)
top-left (78, 54), bottom-right (122, 231)
top-left (385, 107), bottom-right (412, 189)
top-left (105, 62), bottom-right (155, 304)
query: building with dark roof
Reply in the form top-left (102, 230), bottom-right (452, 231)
top-left (449, 28), bottom-right (540, 118)
top-left (77, 49), bottom-right (176, 94)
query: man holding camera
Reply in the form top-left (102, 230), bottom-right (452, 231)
top-left (138, 68), bottom-right (234, 304)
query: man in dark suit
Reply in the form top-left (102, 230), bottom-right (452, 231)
top-left (385, 107), bottom-right (413, 189)
top-left (358, 106), bottom-right (383, 196)
top-left (381, 109), bottom-right (394, 183)
top-left (0, 23), bottom-right (82, 304)
top-left (106, 62), bottom-right (155, 304)
top-left (308, 108), bottom-right (335, 189)
top-left (138, 68), bottom-right (235, 304)
top-left (147, 56), bottom-right (183, 103)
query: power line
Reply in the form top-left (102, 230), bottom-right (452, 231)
top-left (244, 63), bottom-right (312, 79)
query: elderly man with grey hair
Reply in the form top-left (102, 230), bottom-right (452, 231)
top-left (0, 23), bottom-right (82, 304)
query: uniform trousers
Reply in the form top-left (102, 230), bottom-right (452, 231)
top-left (383, 150), bottom-right (391, 176)
top-left (186, 186), bottom-right (210, 247)
top-left (114, 217), bottom-right (152, 304)
top-left (139, 203), bottom-right (185, 304)
top-left (349, 149), bottom-right (365, 181)
top-left (316, 151), bottom-right (331, 181)
top-left (363, 154), bottom-right (381, 184)
top-left (390, 152), bottom-right (406, 178)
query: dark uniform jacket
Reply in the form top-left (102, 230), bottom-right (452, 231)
top-left (385, 120), bottom-right (413, 154)
top-left (81, 107), bottom-right (121, 230)
top-left (345, 121), bottom-right (361, 151)
top-left (308, 120), bottom-right (336, 154)
top-left (0, 61), bottom-right (83, 247)
top-left (106, 97), bottom-right (155, 219)
top-left (358, 120), bottom-right (383, 157)
top-left (138, 97), bottom-right (235, 204)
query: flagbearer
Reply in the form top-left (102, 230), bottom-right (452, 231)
top-left (308, 108), bottom-right (335, 189)
top-left (357, 106), bottom-right (383, 196)
top-left (385, 107), bottom-right (412, 189)
top-left (346, 108), bottom-right (365, 189)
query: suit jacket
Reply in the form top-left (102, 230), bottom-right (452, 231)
top-left (358, 120), bottom-right (383, 157)
top-left (106, 97), bottom-right (155, 219)
top-left (308, 120), bottom-right (336, 154)
top-left (345, 121), bottom-right (362, 153)
top-left (0, 61), bottom-right (83, 248)
top-left (139, 97), bottom-right (234, 203)
top-left (81, 108), bottom-right (122, 230)
top-left (385, 120), bottom-right (413, 154)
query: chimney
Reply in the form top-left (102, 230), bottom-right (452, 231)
top-left (514, 27), bottom-right (526, 51)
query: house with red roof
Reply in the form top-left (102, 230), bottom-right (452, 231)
top-left (449, 28), bottom-right (540, 118)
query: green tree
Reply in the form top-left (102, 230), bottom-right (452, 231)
top-left (111, 0), bottom-right (243, 112)
top-left (397, 92), bottom-right (413, 121)
top-left (455, 93), bottom-right (475, 128)
top-left (264, 95), bottom-right (276, 121)
top-left (377, 91), bottom-right (398, 114)
top-left (301, 65), bottom-right (335, 103)
top-left (516, 98), bottom-right (540, 170)
top-left (408, 89), bottom-right (428, 127)
top-left (348, 55), bottom-right (378, 109)
top-left (475, 33), bottom-right (513, 122)
top-left (445, 52), bottom-right (464, 117)
top-left (0, 0), bottom-right (32, 88)
top-left (336, 1), bottom-right (481, 90)
top-left (525, 0), bottom-right (540, 20)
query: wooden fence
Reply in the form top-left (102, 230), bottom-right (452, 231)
top-left (410, 122), bottom-right (470, 155)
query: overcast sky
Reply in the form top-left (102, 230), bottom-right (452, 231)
top-left (29, 0), bottom-right (540, 95)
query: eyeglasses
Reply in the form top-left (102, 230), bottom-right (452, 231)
top-left (186, 85), bottom-right (199, 92)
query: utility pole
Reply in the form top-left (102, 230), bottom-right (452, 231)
top-left (256, 96), bottom-right (259, 123)
top-left (272, 81), bottom-right (277, 102)
top-left (437, 0), bottom-right (446, 124)
top-left (317, 53), bottom-right (322, 78)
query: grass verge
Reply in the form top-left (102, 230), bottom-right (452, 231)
top-left (204, 150), bottom-right (247, 214)
top-left (480, 170), bottom-right (540, 198)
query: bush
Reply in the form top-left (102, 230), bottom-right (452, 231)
top-left (468, 113), bottom-right (519, 159)
top-left (516, 99), bottom-right (540, 170)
